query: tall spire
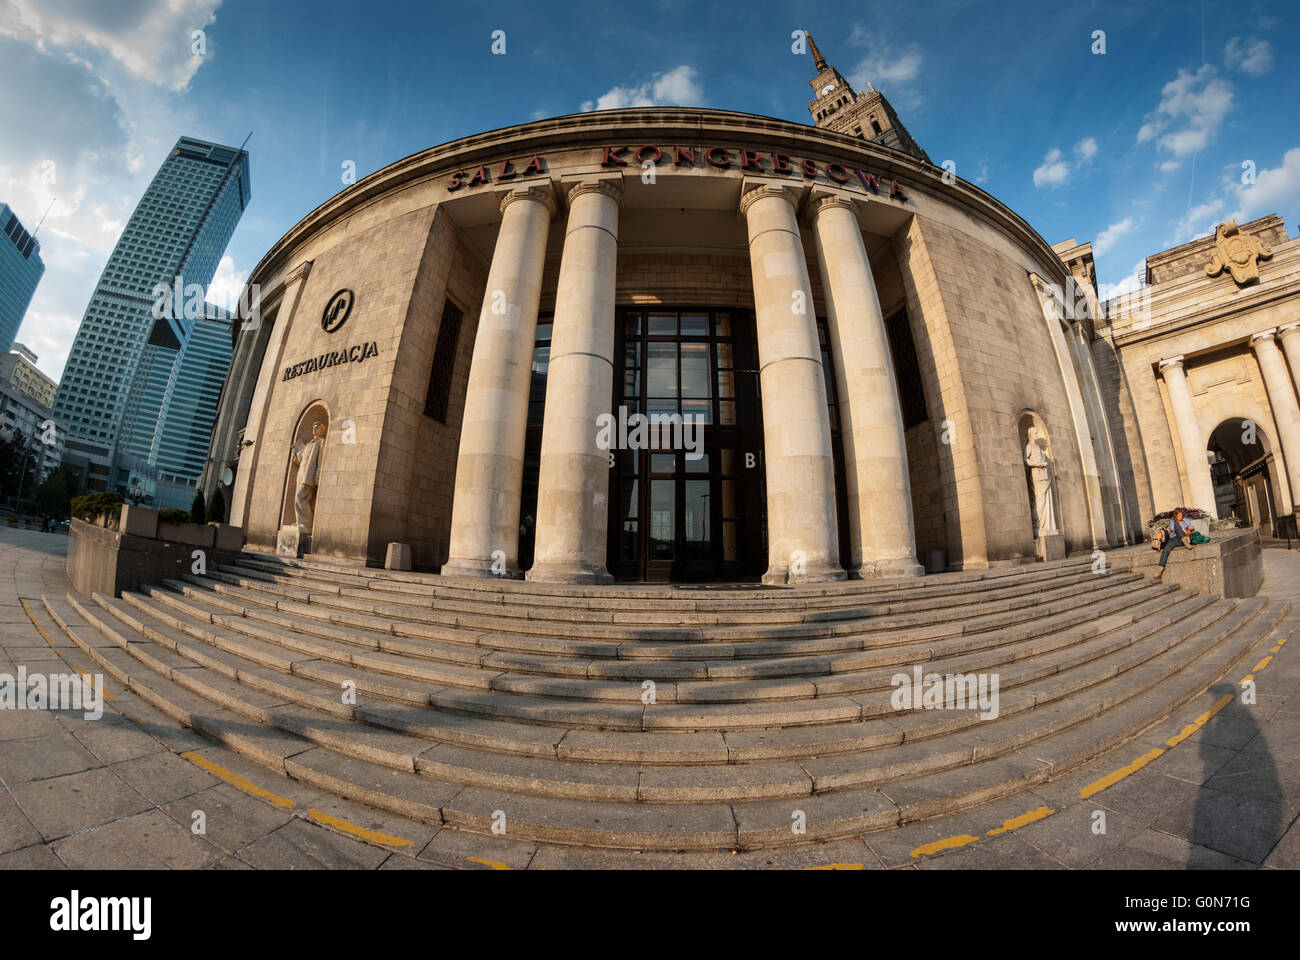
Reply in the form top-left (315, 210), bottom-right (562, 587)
top-left (805, 29), bottom-right (827, 71)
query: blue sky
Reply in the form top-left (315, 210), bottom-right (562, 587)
top-left (2, 0), bottom-right (1297, 381)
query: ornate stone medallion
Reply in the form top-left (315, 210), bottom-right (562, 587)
top-left (1206, 220), bottom-right (1273, 285)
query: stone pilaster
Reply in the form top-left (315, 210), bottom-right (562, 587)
top-left (527, 180), bottom-right (622, 584)
top-left (740, 183), bottom-right (845, 584)
top-left (1158, 355), bottom-right (1218, 518)
top-left (443, 185), bottom-right (556, 578)
top-left (229, 260), bottom-right (312, 532)
top-left (810, 194), bottom-right (922, 578)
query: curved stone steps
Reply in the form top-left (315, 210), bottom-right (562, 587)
top-left (247, 551), bottom-right (1100, 605)
top-left (201, 561), bottom-right (1139, 643)
top-left (70, 587), bottom-right (1266, 803)
top-left (226, 555), bottom-right (1108, 622)
top-left (42, 589), bottom-right (1289, 849)
top-left (156, 571), bottom-right (1169, 674)
top-left (120, 578), bottom-right (1186, 712)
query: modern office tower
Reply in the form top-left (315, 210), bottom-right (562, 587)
top-left (0, 203), bottom-right (46, 354)
top-left (0, 343), bottom-right (58, 409)
top-left (53, 136), bottom-right (250, 494)
top-left (134, 309), bottom-right (234, 510)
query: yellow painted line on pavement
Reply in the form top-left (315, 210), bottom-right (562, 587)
top-left (1079, 747), bottom-right (1165, 799)
top-left (19, 598), bottom-right (57, 646)
top-left (987, 805), bottom-right (1054, 837)
top-left (19, 598), bottom-right (116, 700)
top-left (466, 856), bottom-right (512, 870)
top-left (182, 750), bottom-right (296, 809)
top-left (307, 808), bottom-right (412, 848)
top-left (1252, 655), bottom-right (1273, 672)
top-left (1165, 693), bottom-right (1234, 748)
top-left (910, 833), bottom-right (980, 858)
top-left (805, 862), bottom-right (865, 870)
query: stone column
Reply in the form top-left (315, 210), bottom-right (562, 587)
top-left (527, 180), bottom-right (622, 584)
top-left (740, 184), bottom-right (845, 584)
top-left (443, 185), bottom-right (556, 578)
top-left (810, 194), bottom-right (922, 578)
top-left (1158, 356), bottom-right (1218, 518)
top-left (1278, 323), bottom-right (1300, 392)
top-left (1250, 328), bottom-right (1300, 517)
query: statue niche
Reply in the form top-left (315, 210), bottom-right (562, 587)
top-left (278, 403), bottom-right (330, 556)
top-left (1020, 414), bottom-right (1064, 560)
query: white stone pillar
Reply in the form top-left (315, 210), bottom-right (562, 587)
top-left (1250, 328), bottom-right (1300, 519)
top-left (443, 185), bottom-right (555, 578)
top-left (810, 194), bottom-right (922, 578)
top-left (527, 180), bottom-right (622, 584)
top-left (740, 184), bottom-right (845, 584)
top-left (1158, 356), bottom-right (1218, 518)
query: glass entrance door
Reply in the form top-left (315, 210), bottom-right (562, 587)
top-left (608, 308), bottom-right (767, 582)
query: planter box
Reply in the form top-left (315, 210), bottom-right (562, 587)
top-left (157, 520), bottom-right (216, 548)
top-left (214, 524), bottom-right (244, 552)
top-left (120, 504), bottom-right (158, 539)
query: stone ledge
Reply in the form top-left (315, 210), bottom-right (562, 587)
top-left (66, 518), bottom-right (245, 598)
top-left (1111, 526), bottom-right (1262, 599)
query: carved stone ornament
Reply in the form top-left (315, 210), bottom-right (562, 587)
top-left (1206, 220), bottom-right (1273, 286)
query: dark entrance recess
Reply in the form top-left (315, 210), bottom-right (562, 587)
top-left (518, 307), bottom-right (852, 583)
top-left (608, 308), bottom-right (769, 582)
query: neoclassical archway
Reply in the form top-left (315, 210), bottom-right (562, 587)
top-left (1207, 415), bottom-right (1283, 533)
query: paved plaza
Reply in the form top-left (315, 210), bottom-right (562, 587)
top-left (1, 526), bottom-right (1297, 870)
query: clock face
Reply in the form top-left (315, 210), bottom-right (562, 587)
top-left (820, 82), bottom-right (836, 96)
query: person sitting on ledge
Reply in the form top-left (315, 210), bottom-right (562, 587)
top-left (1154, 507), bottom-right (1196, 580)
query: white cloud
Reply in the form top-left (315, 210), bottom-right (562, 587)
top-left (843, 29), bottom-right (924, 111)
top-left (0, 2), bottom-right (220, 381)
top-left (1229, 147), bottom-right (1300, 224)
top-left (581, 65), bottom-right (702, 112)
top-left (0, 0), bottom-right (223, 91)
top-left (1173, 198), bottom-right (1226, 244)
top-left (1075, 137), bottom-right (1098, 162)
top-left (1093, 217), bottom-right (1136, 257)
top-left (1033, 148), bottom-right (1071, 188)
top-left (1136, 65), bottom-right (1233, 159)
top-left (1225, 37), bottom-right (1273, 76)
top-left (1099, 259), bottom-right (1148, 301)
top-left (204, 255), bottom-right (250, 314)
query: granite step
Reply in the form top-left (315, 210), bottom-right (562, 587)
top-left (61, 588), bottom-right (1278, 804)
top-left (193, 563), bottom-right (1144, 642)
top-left (42, 587), bottom-right (1288, 848)
top-left (117, 579), bottom-right (1185, 713)
top-left (224, 555), bottom-right (1111, 621)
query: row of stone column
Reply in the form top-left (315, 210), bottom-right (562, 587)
top-left (443, 178), bottom-right (923, 584)
top-left (1160, 324), bottom-right (1300, 518)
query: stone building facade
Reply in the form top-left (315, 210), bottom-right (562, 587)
top-left (202, 94), bottom-right (1141, 583)
top-left (1086, 214), bottom-right (1300, 539)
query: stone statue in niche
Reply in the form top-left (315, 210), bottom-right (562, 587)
top-left (1024, 426), bottom-right (1058, 537)
top-left (292, 419), bottom-right (326, 532)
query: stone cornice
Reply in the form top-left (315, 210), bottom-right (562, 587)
top-left (244, 107), bottom-right (1070, 291)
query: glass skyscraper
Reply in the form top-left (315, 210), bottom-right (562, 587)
top-left (54, 136), bottom-right (250, 497)
top-left (0, 202), bottom-right (46, 355)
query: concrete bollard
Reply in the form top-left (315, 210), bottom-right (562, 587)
top-left (385, 542), bottom-right (412, 571)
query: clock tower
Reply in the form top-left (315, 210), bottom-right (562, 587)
top-left (804, 31), bottom-right (930, 164)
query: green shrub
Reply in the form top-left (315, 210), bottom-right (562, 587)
top-left (190, 491), bottom-right (205, 524)
top-left (158, 508), bottom-right (192, 524)
top-left (69, 492), bottom-right (125, 527)
top-left (206, 487), bottom-right (226, 524)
